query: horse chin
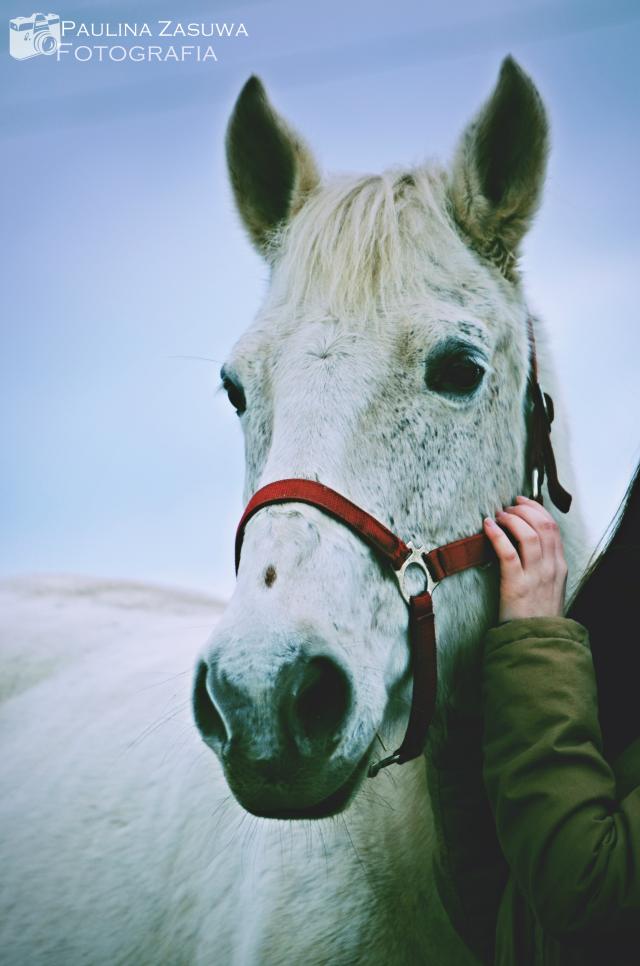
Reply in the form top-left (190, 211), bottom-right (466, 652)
top-left (225, 739), bottom-right (376, 821)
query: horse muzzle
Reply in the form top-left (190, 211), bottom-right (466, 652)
top-left (193, 641), bottom-right (367, 817)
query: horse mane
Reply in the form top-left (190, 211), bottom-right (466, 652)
top-left (568, 460), bottom-right (640, 759)
top-left (267, 166), bottom-right (474, 320)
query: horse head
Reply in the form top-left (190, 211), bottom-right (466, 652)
top-left (193, 58), bottom-right (579, 819)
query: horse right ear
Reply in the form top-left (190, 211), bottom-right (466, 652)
top-left (449, 56), bottom-right (549, 278)
top-left (226, 76), bottom-right (320, 257)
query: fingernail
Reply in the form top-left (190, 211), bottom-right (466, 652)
top-left (484, 517), bottom-right (494, 527)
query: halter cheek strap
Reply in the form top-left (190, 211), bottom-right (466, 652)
top-left (527, 316), bottom-right (572, 512)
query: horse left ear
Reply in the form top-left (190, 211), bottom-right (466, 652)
top-left (449, 56), bottom-right (549, 277)
top-left (226, 76), bottom-right (320, 257)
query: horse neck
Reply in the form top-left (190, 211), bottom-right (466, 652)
top-left (345, 756), bottom-right (437, 930)
top-left (349, 754), bottom-right (430, 847)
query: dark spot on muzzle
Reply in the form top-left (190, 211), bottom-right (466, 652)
top-left (264, 565), bottom-right (277, 588)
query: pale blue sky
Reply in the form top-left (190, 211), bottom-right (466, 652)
top-left (2, 0), bottom-right (639, 598)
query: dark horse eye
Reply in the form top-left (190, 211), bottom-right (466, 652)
top-left (426, 350), bottom-right (485, 396)
top-left (222, 376), bottom-right (246, 415)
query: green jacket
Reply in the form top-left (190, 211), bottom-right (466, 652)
top-left (428, 617), bottom-right (640, 966)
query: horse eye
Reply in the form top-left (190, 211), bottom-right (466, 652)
top-left (223, 376), bottom-right (246, 415)
top-left (427, 355), bottom-right (485, 395)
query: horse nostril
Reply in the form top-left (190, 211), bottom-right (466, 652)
top-left (293, 657), bottom-right (352, 748)
top-left (192, 661), bottom-right (227, 747)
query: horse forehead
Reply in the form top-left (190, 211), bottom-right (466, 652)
top-left (280, 318), bottom-right (389, 364)
top-left (268, 324), bottom-right (388, 410)
top-left (231, 270), bottom-right (522, 378)
top-left (268, 308), bottom-right (497, 362)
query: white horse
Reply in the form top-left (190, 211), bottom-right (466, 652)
top-left (1, 58), bottom-right (585, 965)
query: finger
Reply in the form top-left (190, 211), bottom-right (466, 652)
top-left (512, 500), bottom-right (563, 558)
top-left (515, 495), bottom-right (558, 522)
top-left (504, 504), bottom-right (556, 555)
top-left (515, 495), bottom-right (541, 506)
top-left (495, 510), bottom-right (542, 567)
top-left (483, 518), bottom-right (522, 575)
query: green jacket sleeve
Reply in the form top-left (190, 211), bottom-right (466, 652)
top-left (482, 617), bottom-right (640, 939)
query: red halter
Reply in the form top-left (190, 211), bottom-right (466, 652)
top-left (235, 479), bottom-right (495, 776)
top-left (234, 320), bottom-right (572, 778)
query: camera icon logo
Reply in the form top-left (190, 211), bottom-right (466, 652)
top-left (9, 12), bottom-right (61, 60)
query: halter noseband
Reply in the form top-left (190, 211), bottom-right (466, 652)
top-left (233, 319), bottom-right (572, 778)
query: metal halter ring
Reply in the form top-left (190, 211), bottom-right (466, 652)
top-left (394, 541), bottom-right (438, 604)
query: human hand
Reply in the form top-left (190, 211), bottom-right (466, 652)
top-left (483, 496), bottom-right (568, 623)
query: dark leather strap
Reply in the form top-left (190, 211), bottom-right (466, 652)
top-left (400, 591), bottom-right (438, 761)
top-left (526, 317), bottom-right (572, 513)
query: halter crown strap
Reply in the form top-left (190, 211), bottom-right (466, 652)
top-left (235, 478), bottom-right (494, 776)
